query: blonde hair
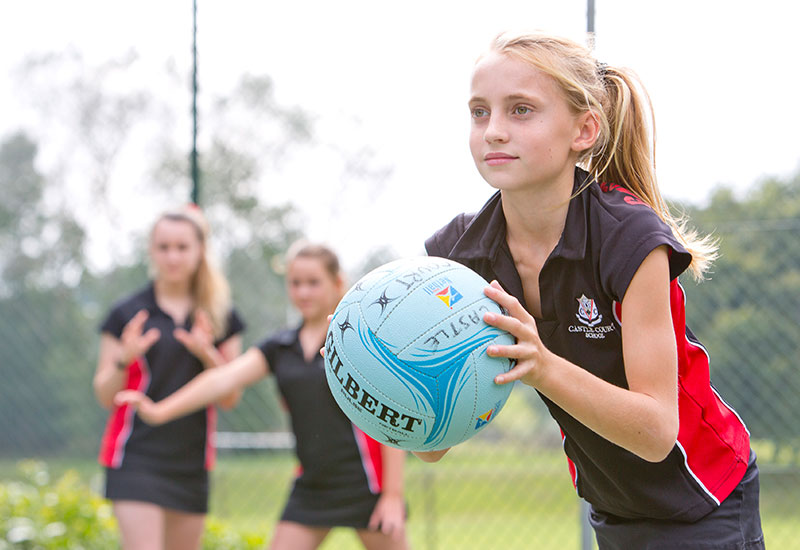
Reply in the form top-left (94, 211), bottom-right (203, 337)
top-left (151, 205), bottom-right (231, 338)
top-left (489, 31), bottom-right (717, 280)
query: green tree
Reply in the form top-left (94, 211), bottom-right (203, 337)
top-left (679, 170), bottom-right (800, 460)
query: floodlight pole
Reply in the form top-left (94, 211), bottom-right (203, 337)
top-left (190, 0), bottom-right (200, 205)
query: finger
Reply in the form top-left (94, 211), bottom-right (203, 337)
top-left (367, 511), bottom-right (381, 531)
top-left (483, 310), bottom-right (526, 334)
top-left (194, 309), bottom-right (212, 333)
top-left (319, 347), bottom-right (326, 358)
top-left (486, 342), bottom-right (530, 360)
top-left (123, 309), bottom-right (149, 336)
top-left (484, 282), bottom-right (531, 321)
top-left (114, 390), bottom-right (142, 407)
top-left (495, 362), bottom-right (534, 385)
top-left (141, 328), bottom-right (161, 349)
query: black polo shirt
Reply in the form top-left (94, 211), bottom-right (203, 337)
top-left (258, 327), bottom-right (384, 499)
top-left (426, 167), bottom-right (751, 522)
top-left (98, 283), bottom-right (245, 474)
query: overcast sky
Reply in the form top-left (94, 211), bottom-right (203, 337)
top-left (2, 0), bottom-right (799, 271)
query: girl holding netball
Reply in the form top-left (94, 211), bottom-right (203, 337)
top-left (93, 205), bottom-right (245, 550)
top-left (420, 32), bottom-right (764, 549)
top-left (115, 242), bottom-right (410, 550)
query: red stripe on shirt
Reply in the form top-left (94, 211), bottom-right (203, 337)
top-left (97, 357), bottom-right (150, 468)
top-left (352, 424), bottom-right (383, 494)
top-left (671, 280), bottom-right (750, 504)
top-left (204, 405), bottom-right (217, 470)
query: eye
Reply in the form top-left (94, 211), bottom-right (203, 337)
top-left (470, 107), bottom-right (489, 119)
top-left (513, 105), bottom-right (532, 115)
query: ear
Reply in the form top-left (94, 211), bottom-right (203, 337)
top-left (572, 110), bottom-right (600, 153)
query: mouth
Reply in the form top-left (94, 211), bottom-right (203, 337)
top-left (484, 152), bottom-right (517, 166)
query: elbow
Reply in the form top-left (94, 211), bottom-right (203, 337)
top-left (640, 420), bottom-right (679, 463)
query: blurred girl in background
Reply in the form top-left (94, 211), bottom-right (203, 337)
top-left (115, 242), bottom-right (410, 550)
top-left (93, 205), bottom-right (245, 550)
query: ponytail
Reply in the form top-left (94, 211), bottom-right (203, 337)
top-left (491, 32), bottom-right (717, 280)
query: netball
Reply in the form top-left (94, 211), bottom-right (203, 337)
top-left (324, 256), bottom-right (515, 452)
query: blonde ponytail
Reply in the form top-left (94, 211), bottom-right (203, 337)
top-left (491, 31), bottom-right (717, 280)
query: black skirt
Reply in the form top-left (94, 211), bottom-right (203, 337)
top-left (280, 481), bottom-right (382, 528)
top-left (589, 451), bottom-right (764, 549)
top-left (105, 467), bottom-right (209, 514)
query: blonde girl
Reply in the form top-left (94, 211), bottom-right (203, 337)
top-left (421, 32), bottom-right (763, 549)
top-left (93, 205), bottom-right (245, 550)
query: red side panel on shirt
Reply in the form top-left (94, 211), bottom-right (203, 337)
top-left (671, 280), bottom-right (750, 504)
top-left (352, 424), bottom-right (384, 494)
top-left (97, 357), bottom-right (150, 468)
top-left (204, 405), bottom-right (217, 470)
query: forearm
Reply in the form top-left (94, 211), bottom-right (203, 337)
top-left (204, 336), bottom-right (243, 410)
top-left (153, 367), bottom-right (239, 424)
top-left (380, 446), bottom-right (406, 497)
top-left (530, 354), bottom-right (678, 462)
top-left (93, 364), bottom-right (129, 409)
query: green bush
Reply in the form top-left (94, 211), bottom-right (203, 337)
top-left (0, 461), bottom-right (266, 549)
top-left (0, 460), bottom-right (117, 549)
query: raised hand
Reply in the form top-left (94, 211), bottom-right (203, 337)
top-left (119, 310), bottom-right (161, 367)
top-left (173, 309), bottom-right (215, 364)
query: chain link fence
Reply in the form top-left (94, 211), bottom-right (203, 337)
top-left (1, 216), bottom-right (798, 549)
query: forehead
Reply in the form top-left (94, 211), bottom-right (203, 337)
top-left (288, 256), bottom-right (328, 276)
top-left (152, 218), bottom-right (200, 241)
top-left (470, 51), bottom-right (560, 100)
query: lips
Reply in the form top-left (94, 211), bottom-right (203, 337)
top-left (484, 152), bottom-right (517, 166)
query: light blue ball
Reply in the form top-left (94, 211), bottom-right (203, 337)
top-left (324, 256), bottom-right (515, 451)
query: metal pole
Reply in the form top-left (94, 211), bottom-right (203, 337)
top-left (190, 0), bottom-right (200, 205)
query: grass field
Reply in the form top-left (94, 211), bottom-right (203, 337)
top-left (2, 443), bottom-right (798, 549)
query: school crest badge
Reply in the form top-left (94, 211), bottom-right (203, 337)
top-left (576, 294), bottom-right (602, 327)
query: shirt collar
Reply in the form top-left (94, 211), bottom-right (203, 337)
top-left (449, 167), bottom-right (591, 263)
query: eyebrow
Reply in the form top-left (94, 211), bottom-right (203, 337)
top-left (468, 93), bottom-right (539, 105)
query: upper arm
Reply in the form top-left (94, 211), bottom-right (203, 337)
top-left (620, 246), bottom-right (678, 414)
top-left (95, 333), bottom-right (121, 378)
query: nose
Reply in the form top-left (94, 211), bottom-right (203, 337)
top-left (484, 114), bottom-right (509, 144)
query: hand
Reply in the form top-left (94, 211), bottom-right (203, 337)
top-left (174, 309), bottom-right (215, 365)
top-left (114, 390), bottom-right (165, 425)
top-left (319, 313), bottom-right (333, 358)
top-left (119, 310), bottom-right (161, 366)
top-left (412, 448), bottom-right (450, 463)
top-left (483, 280), bottom-right (552, 387)
top-left (368, 492), bottom-right (406, 540)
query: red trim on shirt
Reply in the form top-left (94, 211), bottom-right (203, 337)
top-left (97, 357), bottom-right (150, 468)
top-left (352, 424), bottom-right (384, 494)
top-left (671, 280), bottom-right (750, 504)
top-left (204, 405), bottom-right (217, 470)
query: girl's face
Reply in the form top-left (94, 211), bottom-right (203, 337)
top-left (286, 257), bottom-right (341, 321)
top-left (468, 51), bottom-right (589, 192)
top-left (150, 218), bottom-right (203, 285)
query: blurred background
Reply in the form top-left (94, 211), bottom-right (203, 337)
top-left (1, 0), bottom-right (799, 548)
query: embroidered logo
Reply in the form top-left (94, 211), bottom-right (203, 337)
top-left (569, 294), bottom-right (616, 339)
top-left (576, 294), bottom-right (602, 327)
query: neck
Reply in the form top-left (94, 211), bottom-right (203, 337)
top-left (501, 168), bottom-right (575, 247)
top-left (302, 315), bottom-right (331, 333)
top-left (154, 278), bottom-right (193, 300)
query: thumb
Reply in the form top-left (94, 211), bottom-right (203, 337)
top-left (114, 390), bottom-right (141, 408)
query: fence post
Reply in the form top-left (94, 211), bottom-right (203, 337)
top-left (580, 498), bottom-right (593, 550)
